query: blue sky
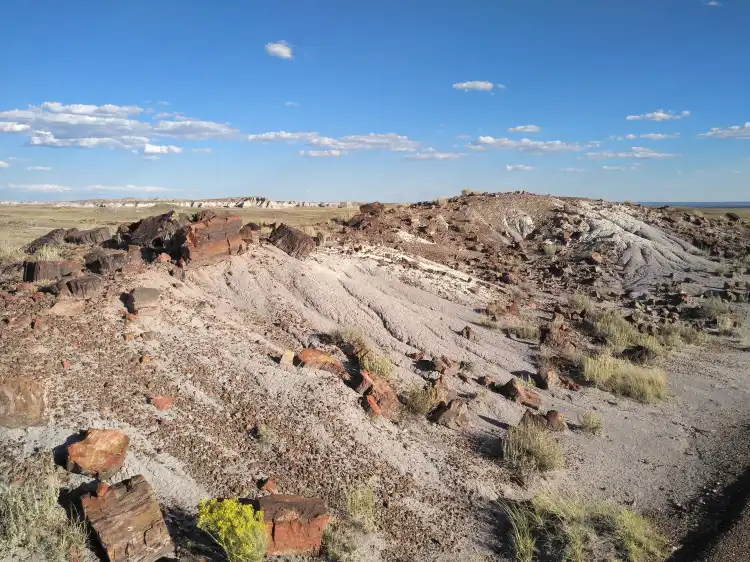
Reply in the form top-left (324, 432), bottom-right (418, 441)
top-left (0, 0), bottom-right (748, 202)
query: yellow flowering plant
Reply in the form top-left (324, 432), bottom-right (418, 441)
top-left (196, 498), bottom-right (268, 562)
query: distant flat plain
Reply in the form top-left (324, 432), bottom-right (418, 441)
top-left (0, 204), bottom-right (358, 246)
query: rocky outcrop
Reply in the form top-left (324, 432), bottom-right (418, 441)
top-left (269, 224), bottom-right (315, 259)
top-left (23, 260), bottom-right (80, 282)
top-left (64, 227), bottom-right (112, 245)
top-left (66, 428), bottom-right (130, 479)
top-left (81, 476), bottom-right (174, 562)
top-left (252, 495), bottom-right (330, 556)
top-left (0, 376), bottom-right (45, 428)
top-left (125, 211), bottom-right (191, 251)
top-left (178, 215), bottom-right (244, 262)
top-left (85, 250), bottom-right (129, 274)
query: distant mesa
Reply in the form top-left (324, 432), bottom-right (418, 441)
top-left (0, 196), bottom-right (358, 209)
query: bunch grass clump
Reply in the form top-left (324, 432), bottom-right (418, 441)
top-left (503, 423), bottom-right (564, 474)
top-left (580, 354), bottom-right (666, 403)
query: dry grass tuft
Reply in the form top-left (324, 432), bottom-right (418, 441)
top-left (498, 316), bottom-right (540, 341)
top-left (578, 413), bottom-right (603, 436)
top-left (477, 315), bottom-right (499, 329)
top-left (716, 314), bottom-right (735, 335)
top-left (359, 352), bottom-right (394, 380)
top-left (503, 423), bottom-right (564, 474)
top-left (569, 292), bottom-right (596, 317)
top-left (404, 384), bottom-right (441, 416)
top-left (0, 242), bottom-right (24, 264)
top-left (0, 459), bottom-right (87, 561)
top-left (502, 490), bottom-right (669, 562)
top-left (330, 326), bottom-right (394, 379)
top-left (346, 484), bottom-right (375, 533)
top-left (700, 297), bottom-right (731, 321)
top-left (33, 245), bottom-right (63, 261)
top-left (580, 354), bottom-right (666, 403)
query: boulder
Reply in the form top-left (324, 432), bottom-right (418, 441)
top-left (296, 349), bottom-right (348, 380)
top-left (269, 224), bottom-right (315, 259)
top-left (81, 476), bottom-right (174, 562)
top-left (545, 410), bottom-right (567, 431)
top-left (460, 326), bottom-right (477, 342)
top-left (85, 250), bottom-right (129, 274)
top-left (178, 215), bottom-right (244, 262)
top-left (519, 409), bottom-right (547, 428)
top-left (64, 227), bottom-right (112, 245)
top-left (360, 202), bottom-right (385, 215)
top-left (126, 287), bottom-right (160, 314)
top-left (23, 260), bottom-right (80, 282)
top-left (431, 399), bottom-right (470, 428)
top-left (497, 378), bottom-right (541, 410)
top-left (66, 428), bottom-right (130, 479)
top-left (126, 211), bottom-right (191, 250)
top-left (252, 495), bottom-right (330, 556)
top-left (364, 371), bottom-right (400, 419)
top-left (55, 275), bottom-right (104, 299)
top-left (0, 376), bottom-right (45, 428)
top-left (726, 212), bottom-right (741, 222)
top-left (533, 369), bottom-right (559, 390)
top-left (24, 228), bottom-right (67, 254)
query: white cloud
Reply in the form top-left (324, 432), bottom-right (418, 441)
top-left (0, 122), bottom-right (31, 133)
top-left (0, 161), bottom-right (8, 168)
top-left (640, 133), bottom-right (679, 140)
top-left (583, 146), bottom-right (679, 159)
top-left (403, 148), bottom-right (463, 161)
top-left (39, 102), bottom-right (143, 116)
top-left (309, 133), bottom-right (420, 152)
top-left (505, 164), bottom-right (534, 172)
top-left (452, 81), bottom-right (495, 92)
top-left (87, 184), bottom-right (175, 193)
top-left (285, 101), bottom-right (300, 107)
top-left (144, 143), bottom-right (183, 154)
top-left (699, 122), bottom-right (750, 139)
top-left (626, 109), bottom-right (690, 121)
top-left (265, 41), bottom-right (293, 59)
top-left (247, 131), bottom-right (319, 142)
top-left (602, 164), bottom-right (640, 171)
top-left (508, 125), bottom-right (541, 133)
top-left (705, 1), bottom-right (721, 6)
top-left (29, 131), bottom-right (151, 150)
top-left (26, 166), bottom-right (51, 171)
top-left (191, 147), bottom-right (212, 153)
top-left (8, 183), bottom-right (71, 192)
top-left (467, 136), bottom-right (582, 153)
top-left (560, 167), bottom-right (586, 172)
top-left (299, 150), bottom-right (343, 158)
top-left (153, 119), bottom-right (235, 139)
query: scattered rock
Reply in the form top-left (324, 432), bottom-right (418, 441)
top-left (432, 355), bottom-right (459, 377)
top-left (55, 275), bottom-right (104, 299)
top-left (558, 375), bottom-right (581, 391)
top-left (588, 252), bottom-right (603, 264)
top-left (431, 399), bottom-right (470, 428)
top-left (460, 326), bottom-right (477, 342)
top-left (360, 202), bottom-right (385, 216)
top-left (545, 410), bottom-right (567, 431)
top-left (497, 379), bottom-right (541, 410)
top-left (621, 345), bottom-right (657, 365)
top-left (3, 314), bottom-right (31, 331)
top-left (24, 228), bottom-right (67, 253)
top-left (240, 223), bottom-right (261, 244)
top-left (85, 250), bottom-right (129, 274)
top-left (179, 215), bottom-right (244, 262)
top-left (64, 227), bottom-right (112, 245)
top-left (126, 287), bottom-right (160, 314)
top-left (23, 260), bottom-right (80, 282)
top-left (148, 396), bottom-right (174, 411)
top-left (296, 349), bottom-right (348, 380)
top-left (533, 369), bottom-right (559, 390)
top-left (259, 478), bottom-right (278, 494)
top-left (125, 211), bottom-right (191, 251)
top-left (364, 372), bottom-right (400, 419)
top-left (279, 349), bottom-right (295, 366)
top-left (0, 376), bottom-right (45, 428)
top-left (363, 394), bottom-right (382, 416)
top-left (81, 476), bottom-right (174, 562)
top-left (269, 224), bottom-right (316, 260)
top-left (66, 428), bottom-right (130, 479)
top-left (251, 495), bottom-right (330, 556)
top-left (500, 272), bottom-right (518, 285)
top-left (354, 369), bottom-right (373, 394)
top-left (48, 299), bottom-right (86, 316)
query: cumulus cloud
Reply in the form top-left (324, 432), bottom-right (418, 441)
top-left (39, 102), bottom-right (143, 116)
top-left (285, 101), bottom-right (300, 107)
top-left (310, 133), bottom-right (420, 152)
top-left (583, 146), bottom-right (679, 159)
top-left (612, 133), bottom-right (679, 141)
top-left (299, 150), bottom-right (343, 158)
top-left (508, 125), bottom-right (541, 133)
top-left (0, 122), bottom-right (31, 133)
top-left (265, 41), bottom-right (293, 59)
top-left (699, 122), bottom-right (750, 139)
top-left (505, 164), bottom-right (534, 172)
top-left (560, 167), bottom-right (586, 172)
top-left (626, 109), bottom-right (690, 121)
top-left (8, 183), bottom-right (71, 192)
top-left (467, 136), bottom-right (582, 154)
top-left (144, 143), bottom-right (183, 154)
top-left (26, 166), bottom-right (51, 171)
top-left (247, 131), bottom-right (319, 142)
top-left (0, 161), bottom-right (8, 168)
top-left (403, 148), bottom-right (463, 161)
top-left (452, 81), bottom-right (497, 92)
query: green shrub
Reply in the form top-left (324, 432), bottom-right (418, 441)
top-left (197, 498), bottom-right (267, 562)
top-left (0, 459), bottom-right (87, 561)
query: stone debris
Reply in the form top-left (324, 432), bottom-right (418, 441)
top-left (179, 215), bottom-right (245, 262)
top-left (269, 224), bottom-right (315, 259)
top-left (48, 299), bottom-right (86, 316)
top-left (533, 368), bottom-right (559, 390)
top-left (497, 378), bottom-right (541, 410)
top-left (431, 399), bottom-right (470, 428)
top-left (66, 428), bottom-right (130, 480)
top-left (252, 495), bottom-right (330, 556)
top-left (85, 250), bottom-right (129, 274)
top-left (126, 287), bottom-right (160, 314)
top-left (23, 260), bottom-right (80, 282)
top-left (296, 348), bottom-right (348, 379)
top-left (432, 355), bottom-right (459, 377)
top-left (279, 349), bottom-right (295, 366)
top-left (460, 326), bottom-right (477, 342)
top-left (363, 371), bottom-right (400, 419)
top-left (81, 476), bottom-right (174, 562)
top-left (64, 227), bottom-right (112, 245)
top-left (148, 395), bottom-right (174, 411)
top-left (125, 211), bottom-right (191, 251)
top-left (55, 275), bottom-right (104, 299)
top-left (0, 376), bottom-right (45, 428)
top-left (360, 202), bottom-right (385, 216)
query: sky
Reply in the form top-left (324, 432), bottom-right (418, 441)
top-left (0, 0), bottom-right (748, 203)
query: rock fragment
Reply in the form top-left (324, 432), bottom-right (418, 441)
top-left (66, 428), bottom-right (130, 479)
top-left (252, 495), bottom-right (330, 556)
top-left (269, 224), bottom-right (315, 259)
top-left (64, 227), bottom-right (112, 245)
top-left (23, 260), bottom-right (80, 282)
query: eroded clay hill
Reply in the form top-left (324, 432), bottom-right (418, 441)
top-left (0, 193), bottom-right (749, 562)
